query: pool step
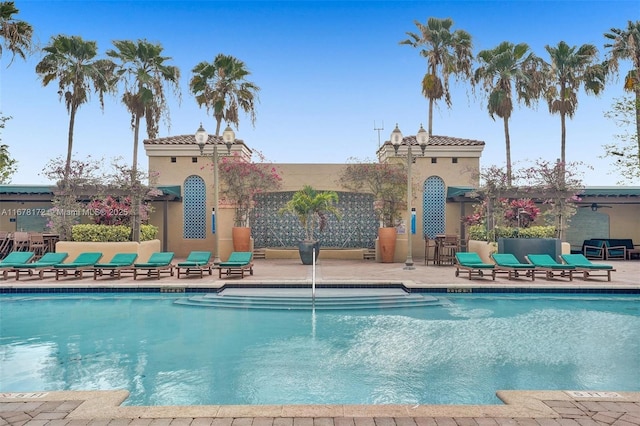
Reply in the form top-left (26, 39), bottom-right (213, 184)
top-left (175, 292), bottom-right (449, 310)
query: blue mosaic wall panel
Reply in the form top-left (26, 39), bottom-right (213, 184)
top-left (423, 176), bottom-right (446, 239)
top-left (250, 192), bottom-right (378, 248)
top-left (183, 175), bottom-right (206, 239)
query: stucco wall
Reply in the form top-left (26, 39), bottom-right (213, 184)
top-left (147, 152), bottom-right (482, 260)
top-left (55, 239), bottom-right (162, 264)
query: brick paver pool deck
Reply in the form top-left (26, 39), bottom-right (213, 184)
top-left (1, 258), bottom-right (639, 426)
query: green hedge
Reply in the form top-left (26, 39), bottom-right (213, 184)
top-left (468, 225), bottom-right (556, 242)
top-left (71, 224), bottom-right (159, 242)
top-left (141, 224), bottom-right (159, 241)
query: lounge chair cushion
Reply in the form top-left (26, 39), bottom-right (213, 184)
top-left (491, 253), bottom-right (533, 268)
top-left (526, 254), bottom-right (574, 269)
top-left (13, 252), bottom-right (68, 268)
top-left (177, 251), bottom-right (212, 267)
top-left (221, 252), bottom-right (252, 265)
top-left (134, 252), bottom-right (174, 267)
top-left (55, 252), bottom-right (103, 268)
top-left (0, 251), bottom-right (35, 267)
top-left (94, 253), bottom-right (138, 268)
top-left (560, 254), bottom-right (613, 270)
top-left (455, 252), bottom-right (494, 268)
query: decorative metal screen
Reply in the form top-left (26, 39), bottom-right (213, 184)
top-left (422, 176), bottom-right (446, 239)
top-left (183, 175), bottom-right (206, 239)
top-left (250, 192), bottom-right (378, 248)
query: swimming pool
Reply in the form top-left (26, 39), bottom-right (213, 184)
top-left (1, 291), bottom-right (638, 406)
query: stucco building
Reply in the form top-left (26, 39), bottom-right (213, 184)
top-left (143, 131), bottom-right (485, 260)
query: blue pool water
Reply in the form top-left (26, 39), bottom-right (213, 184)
top-left (0, 292), bottom-right (638, 406)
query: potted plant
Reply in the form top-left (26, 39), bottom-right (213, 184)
top-left (338, 160), bottom-right (407, 262)
top-left (279, 185), bottom-right (342, 265)
top-left (219, 154), bottom-right (282, 251)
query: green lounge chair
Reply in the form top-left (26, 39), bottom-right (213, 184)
top-left (93, 253), bottom-right (138, 280)
top-left (560, 254), bottom-right (616, 282)
top-left (177, 251), bottom-right (213, 278)
top-left (11, 252), bottom-right (69, 280)
top-left (454, 252), bottom-right (495, 280)
top-left (525, 254), bottom-right (575, 281)
top-left (491, 253), bottom-right (536, 281)
top-left (217, 252), bottom-right (254, 279)
top-left (54, 252), bottom-right (103, 280)
top-left (0, 251), bottom-right (35, 280)
top-left (133, 252), bottom-right (175, 280)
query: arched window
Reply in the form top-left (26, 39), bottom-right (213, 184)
top-left (422, 176), bottom-right (446, 239)
top-left (183, 175), bottom-right (206, 239)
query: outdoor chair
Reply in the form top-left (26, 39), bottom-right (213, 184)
top-left (53, 252), bottom-right (103, 280)
top-left (525, 254), bottom-right (575, 281)
top-left (93, 253), bottom-right (138, 280)
top-left (177, 251), bottom-right (213, 278)
top-left (454, 252), bottom-right (495, 280)
top-left (583, 239), bottom-right (606, 260)
top-left (438, 235), bottom-right (459, 266)
top-left (217, 252), bottom-right (254, 279)
top-left (12, 252), bottom-right (69, 280)
top-left (133, 252), bottom-right (175, 280)
top-left (0, 251), bottom-right (35, 280)
top-left (0, 231), bottom-right (11, 259)
top-left (490, 253), bottom-right (536, 281)
top-left (560, 254), bottom-right (616, 282)
top-left (12, 232), bottom-right (30, 252)
top-left (28, 233), bottom-right (47, 260)
top-left (603, 241), bottom-right (626, 260)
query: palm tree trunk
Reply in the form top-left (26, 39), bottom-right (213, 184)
top-left (59, 104), bottom-right (78, 241)
top-left (560, 111), bottom-right (567, 187)
top-left (560, 111), bottom-right (566, 166)
top-left (635, 88), bottom-right (640, 168)
top-left (428, 97), bottom-right (434, 136)
top-left (131, 114), bottom-right (141, 242)
top-left (503, 116), bottom-right (512, 186)
top-left (64, 104), bottom-right (77, 185)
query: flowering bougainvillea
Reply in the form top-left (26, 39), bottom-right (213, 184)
top-left (86, 195), bottom-right (153, 226)
top-left (338, 159), bottom-right (407, 227)
top-left (218, 153), bottom-right (282, 227)
top-left (503, 198), bottom-right (540, 227)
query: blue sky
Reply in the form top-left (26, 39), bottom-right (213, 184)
top-left (1, 0), bottom-right (637, 186)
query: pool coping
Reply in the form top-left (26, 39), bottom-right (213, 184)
top-left (1, 390), bottom-right (639, 419)
top-left (1, 280), bottom-right (639, 294)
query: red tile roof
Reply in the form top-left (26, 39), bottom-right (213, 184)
top-left (144, 135), bottom-right (245, 145)
top-left (392, 134), bottom-right (485, 146)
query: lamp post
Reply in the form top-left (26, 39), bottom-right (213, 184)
top-left (391, 123), bottom-right (428, 270)
top-left (196, 123), bottom-right (235, 264)
top-left (516, 208), bottom-right (530, 235)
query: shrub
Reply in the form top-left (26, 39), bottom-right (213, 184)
top-left (468, 224), bottom-right (556, 241)
top-left (71, 224), bottom-right (159, 242)
top-left (140, 224), bottom-right (158, 241)
top-left (72, 224), bottom-right (131, 242)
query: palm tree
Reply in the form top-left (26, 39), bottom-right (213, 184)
top-left (400, 17), bottom-right (473, 135)
top-left (604, 20), bottom-right (640, 168)
top-left (35, 35), bottom-right (114, 184)
top-left (474, 42), bottom-right (544, 185)
top-left (107, 39), bottom-right (180, 241)
top-left (0, 1), bottom-right (33, 64)
top-left (107, 39), bottom-right (180, 171)
top-left (544, 41), bottom-right (606, 168)
top-left (189, 53), bottom-right (260, 137)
